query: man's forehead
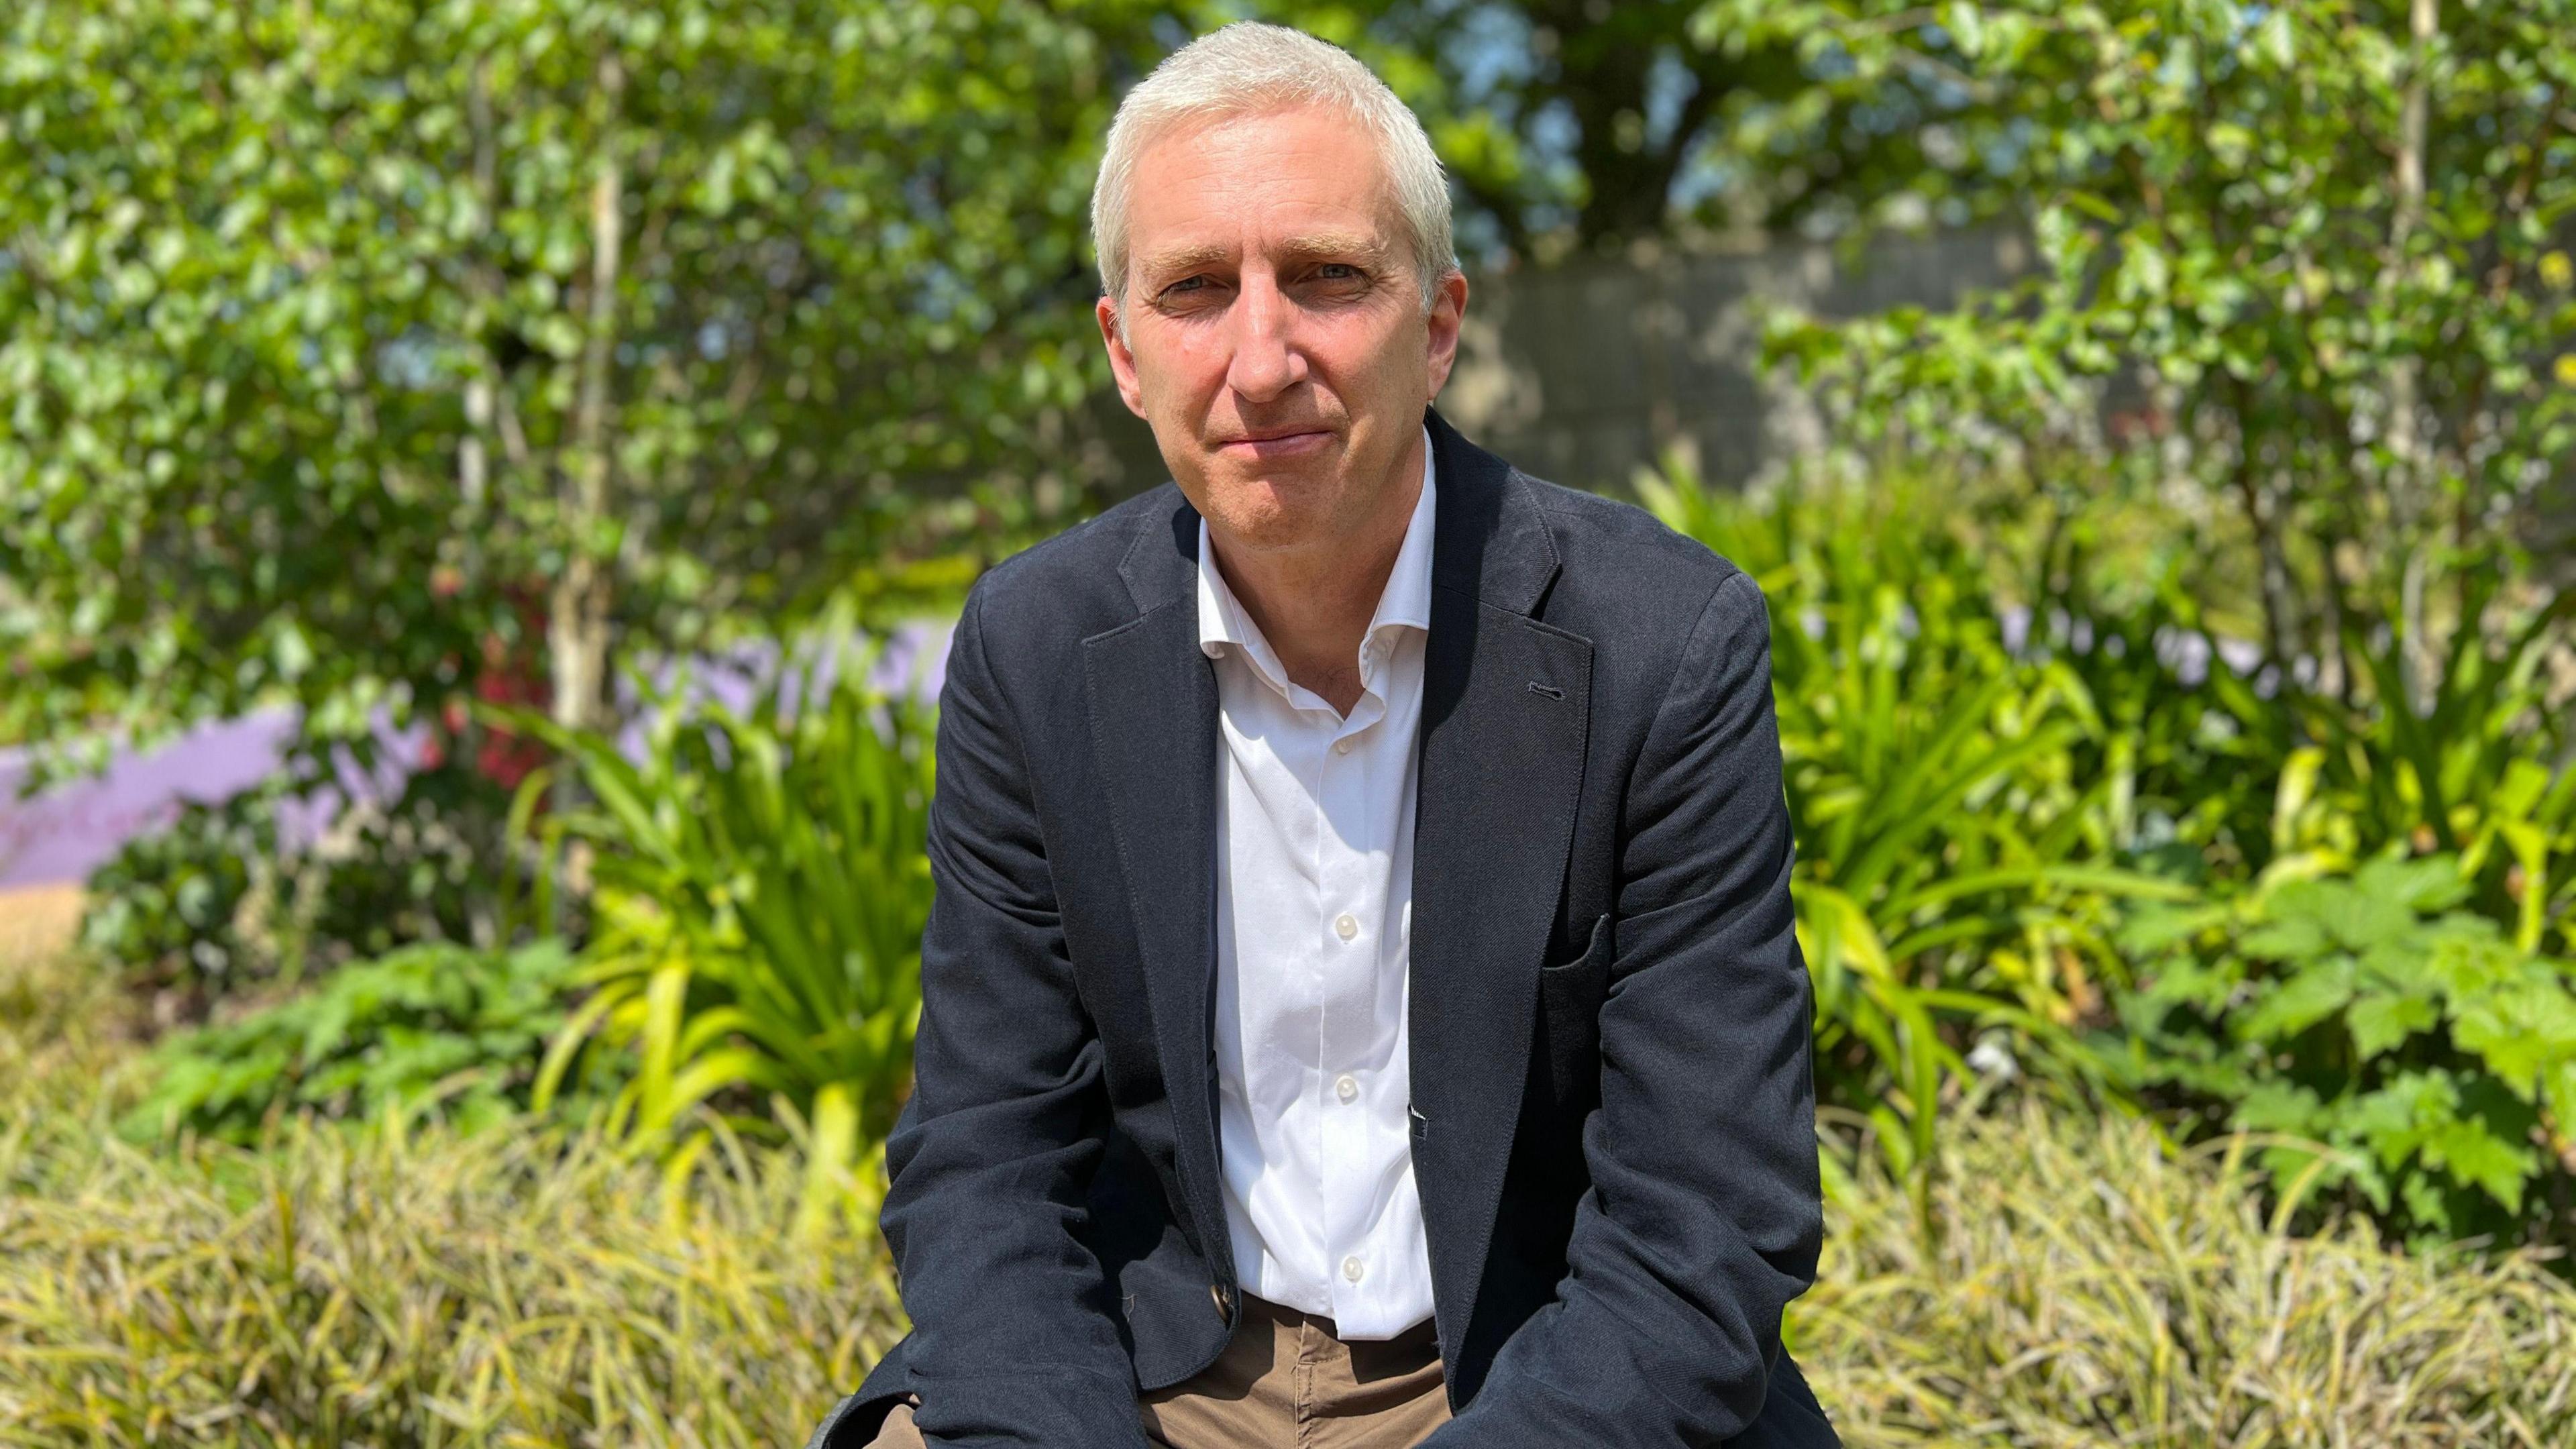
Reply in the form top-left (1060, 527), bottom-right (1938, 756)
top-left (1125, 105), bottom-right (1403, 267)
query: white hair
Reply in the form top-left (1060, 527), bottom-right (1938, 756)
top-left (1091, 21), bottom-right (1458, 323)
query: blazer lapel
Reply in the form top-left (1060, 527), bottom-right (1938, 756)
top-left (1409, 407), bottom-right (1593, 1366)
top-left (1080, 498), bottom-right (1234, 1275)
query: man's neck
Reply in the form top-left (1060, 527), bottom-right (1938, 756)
top-left (1206, 431), bottom-right (1426, 716)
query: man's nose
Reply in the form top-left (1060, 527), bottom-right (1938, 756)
top-left (1223, 270), bottom-right (1307, 403)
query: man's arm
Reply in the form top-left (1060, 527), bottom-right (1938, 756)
top-left (1424, 569), bottom-right (1824, 1447)
top-left (876, 584), bottom-right (1152, 1448)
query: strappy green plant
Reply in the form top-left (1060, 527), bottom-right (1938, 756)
top-left (495, 628), bottom-right (936, 1225)
top-left (1646, 458), bottom-right (2188, 1239)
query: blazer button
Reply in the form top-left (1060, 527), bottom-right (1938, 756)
top-left (1210, 1282), bottom-right (1234, 1320)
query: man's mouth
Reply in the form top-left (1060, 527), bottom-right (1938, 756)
top-left (1216, 429), bottom-right (1334, 458)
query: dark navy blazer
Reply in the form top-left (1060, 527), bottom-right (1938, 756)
top-left (810, 409), bottom-right (1839, 1448)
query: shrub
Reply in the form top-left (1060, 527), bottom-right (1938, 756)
top-left (1798, 1100), bottom-right (2576, 1447)
top-left (513, 633), bottom-right (936, 1192)
top-left (1644, 459), bottom-right (2188, 1201)
top-left (2093, 852), bottom-right (2576, 1254)
top-left (123, 938), bottom-right (592, 1144)
top-left (2280, 576), bottom-right (2576, 957)
top-left (17, 918), bottom-right (2576, 1446)
top-left (291, 760), bottom-right (525, 964)
top-left (79, 760), bottom-right (532, 1008)
top-left (78, 789), bottom-right (283, 1006)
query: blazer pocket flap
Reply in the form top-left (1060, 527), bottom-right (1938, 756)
top-left (1540, 911), bottom-right (1613, 982)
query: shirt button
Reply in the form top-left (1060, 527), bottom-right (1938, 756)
top-left (1342, 1255), bottom-right (1366, 1284)
top-left (1335, 1073), bottom-right (1359, 1104)
top-left (1334, 913), bottom-right (1358, 942)
top-left (1334, 737), bottom-right (1353, 755)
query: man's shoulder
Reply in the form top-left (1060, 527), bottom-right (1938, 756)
top-left (1509, 469), bottom-right (1752, 629)
top-left (964, 482), bottom-right (1177, 641)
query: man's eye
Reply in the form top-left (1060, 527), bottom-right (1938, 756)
top-left (1316, 264), bottom-right (1360, 280)
top-left (1163, 276), bottom-right (1211, 297)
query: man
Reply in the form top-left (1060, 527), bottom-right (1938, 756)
top-left (811, 21), bottom-right (1837, 1449)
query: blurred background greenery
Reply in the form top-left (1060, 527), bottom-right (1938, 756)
top-left (3, 0), bottom-right (2573, 1442)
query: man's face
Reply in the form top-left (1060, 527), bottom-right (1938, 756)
top-left (1098, 104), bottom-right (1467, 555)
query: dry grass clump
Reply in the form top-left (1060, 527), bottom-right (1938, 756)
top-left (0, 945), bottom-right (905, 1448)
top-left (1794, 1102), bottom-right (2576, 1447)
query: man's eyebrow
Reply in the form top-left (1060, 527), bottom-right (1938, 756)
top-left (1134, 232), bottom-right (1395, 286)
top-left (1136, 241), bottom-right (1234, 282)
top-left (1275, 231), bottom-right (1390, 263)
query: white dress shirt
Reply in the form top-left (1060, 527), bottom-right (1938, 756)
top-left (1197, 427), bottom-right (1438, 1340)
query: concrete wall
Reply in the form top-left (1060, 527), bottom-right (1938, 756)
top-left (1439, 226), bottom-right (2032, 494)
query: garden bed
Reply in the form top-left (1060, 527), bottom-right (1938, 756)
top-left (7, 943), bottom-right (2571, 1447)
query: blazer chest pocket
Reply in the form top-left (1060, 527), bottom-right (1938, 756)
top-left (1536, 912), bottom-right (1614, 1108)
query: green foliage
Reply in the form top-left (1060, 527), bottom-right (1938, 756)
top-left (1644, 458), bottom-right (2190, 1218)
top-left (25, 820), bottom-right (2576, 1444)
top-left (2281, 581), bottom-right (2576, 955)
top-left (2020, 486), bottom-right (2576, 961)
top-left (3, 932), bottom-right (904, 1448)
top-left (77, 790), bottom-right (282, 1000)
top-left (1803, 1099), bottom-right (2576, 1446)
top-left (123, 938), bottom-right (590, 1144)
top-left (1268, 0), bottom-right (1964, 258)
top-left (1648, 446), bottom-right (2576, 1256)
top-left (23, 915), bottom-right (2576, 1446)
top-left (515, 633), bottom-right (935, 1201)
top-left (1759, 0), bottom-right (2576, 694)
top-left (0, 0), bottom-right (1166, 937)
top-left (2100, 853), bottom-right (2576, 1252)
top-left (290, 761), bottom-right (529, 961)
top-left (79, 761), bottom-right (536, 1005)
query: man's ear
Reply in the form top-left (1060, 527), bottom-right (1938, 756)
top-left (1097, 295), bottom-right (1148, 419)
top-left (1424, 269), bottom-right (1470, 399)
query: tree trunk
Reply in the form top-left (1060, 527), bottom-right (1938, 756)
top-left (551, 53), bottom-right (624, 759)
top-left (2385, 0), bottom-right (2439, 714)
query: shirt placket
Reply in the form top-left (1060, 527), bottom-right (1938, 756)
top-left (1318, 636), bottom-right (1391, 1322)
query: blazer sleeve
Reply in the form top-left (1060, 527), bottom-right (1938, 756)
top-left (874, 584), bottom-right (1153, 1448)
top-left (1421, 568), bottom-right (1825, 1447)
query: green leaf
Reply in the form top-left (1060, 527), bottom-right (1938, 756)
top-left (2451, 975), bottom-right (2576, 1097)
top-left (2237, 957), bottom-right (2360, 1041)
top-left (2345, 990), bottom-right (2439, 1061)
top-left (2231, 1080), bottom-right (2324, 1135)
top-left (2422, 1118), bottom-right (2535, 1214)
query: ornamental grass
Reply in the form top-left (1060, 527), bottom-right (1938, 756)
top-left (1799, 1101), bottom-right (2576, 1447)
top-left (0, 947), bottom-right (903, 1448)
top-left (9, 941), bottom-right (2576, 1445)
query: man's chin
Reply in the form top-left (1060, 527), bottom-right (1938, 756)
top-left (1200, 449), bottom-right (1336, 500)
top-left (1198, 482), bottom-right (1340, 554)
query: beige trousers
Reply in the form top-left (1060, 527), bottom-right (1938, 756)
top-left (867, 1293), bottom-right (1453, 1448)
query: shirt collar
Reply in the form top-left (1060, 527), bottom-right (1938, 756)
top-left (1197, 424), bottom-right (1438, 668)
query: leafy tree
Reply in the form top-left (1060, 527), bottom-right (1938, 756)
top-left (1759, 0), bottom-right (2576, 697)
top-left (0, 0), bottom-right (1158, 784)
top-left (1276, 0), bottom-right (2006, 261)
top-left (2, 0), bottom-right (1166, 941)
